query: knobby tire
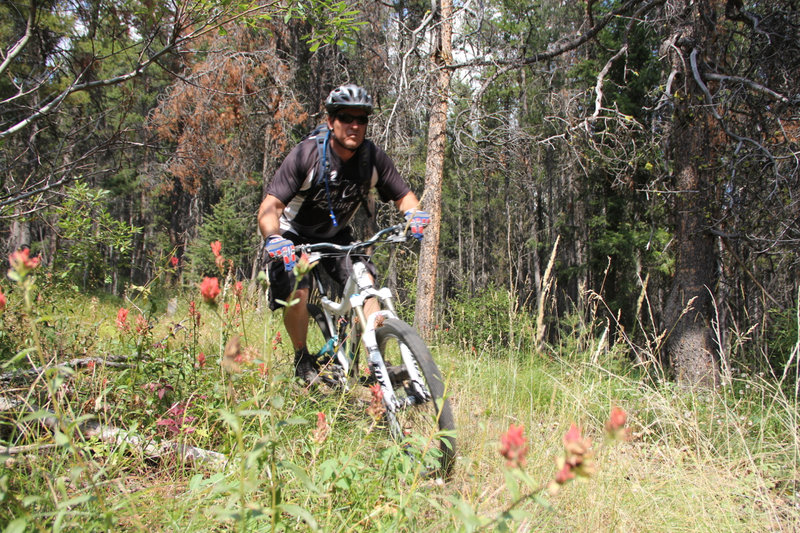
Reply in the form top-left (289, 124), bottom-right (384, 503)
top-left (307, 306), bottom-right (456, 475)
top-left (375, 318), bottom-right (456, 475)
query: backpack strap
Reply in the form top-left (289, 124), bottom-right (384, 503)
top-left (357, 141), bottom-right (375, 220)
top-left (315, 128), bottom-right (338, 227)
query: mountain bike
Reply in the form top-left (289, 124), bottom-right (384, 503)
top-left (296, 224), bottom-right (455, 475)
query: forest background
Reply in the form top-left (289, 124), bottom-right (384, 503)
top-left (1, 0), bottom-right (800, 530)
top-left (3, 0), bottom-right (800, 384)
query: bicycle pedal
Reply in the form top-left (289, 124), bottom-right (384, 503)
top-left (359, 374), bottom-right (377, 386)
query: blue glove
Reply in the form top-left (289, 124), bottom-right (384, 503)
top-left (266, 235), bottom-right (296, 271)
top-left (404, 209), bottom-right (430, 241)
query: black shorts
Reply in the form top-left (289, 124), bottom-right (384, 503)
top-left (267, 229), bottom-right (378, 311)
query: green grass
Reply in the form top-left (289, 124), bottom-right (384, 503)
top-left (1, 279), bottom-right (799, 531)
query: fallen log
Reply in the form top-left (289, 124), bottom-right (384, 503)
top-left (0, 354), bottom-right (137, 386)
top-left (0, 397), bottom-right (227, 469)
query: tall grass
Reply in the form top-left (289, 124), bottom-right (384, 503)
top-left (1, 261), bottom-right (799, 531)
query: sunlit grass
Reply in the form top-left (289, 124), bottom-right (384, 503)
top-left (1, 281), bottom-right (799, 531)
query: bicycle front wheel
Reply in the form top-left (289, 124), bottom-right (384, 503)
top-left (375, 319), bottom-right (456, 475)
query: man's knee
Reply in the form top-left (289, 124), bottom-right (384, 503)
top-left (284, 289), bottom-right (309, 315)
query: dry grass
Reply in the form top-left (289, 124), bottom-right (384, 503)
top-left (432, 342), bottom-right (800, 532)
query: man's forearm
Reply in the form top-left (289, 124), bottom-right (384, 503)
top-left (260, 215), bottom-right (280, 238)
top-left (395, 191), bottom-right (420, 213)
top-left (258, 195), bottom-right (285, 238)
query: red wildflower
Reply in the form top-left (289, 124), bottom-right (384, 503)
top-left (312, 411), bottom-right (331, 444)
top-left (116, 308), bottom-right (130, 331)
top-left (170, 256), bottom-right (179, 267)
top-left (9, 248), bottom-right (40, 277)
top-left (366, 383), bottom-right (385, 420)
top-left (199, 277), bottom-right (221, 303)
top-left (258, 362), bottom-right (268, 377)
top-left (210, 241), bottom-right (226, 271)
top-left (197, 352), bottom-right (206, 368)
top-left (554, 463), bottom-right (576, 484)
top-left (560, 423), bottom-right (595, 480)
top-left (233, 281), bottom-right (243, 297)
top-left (271, 331), bottom-right (282, 352)
top-left (548, 423), bottom-right (596, 494)
top-left (499, 424), bottom-right (529, 467)
top-left (605, 406), bottom-right (629, 441)
top-left (135, 314), bottom-right (149, 336)
top-left (210, 241), bottom-right (222, 258)
top-left (188, 300), bottom-right (201, 327)
top-left (294, 252), bottom-right (314, 277)
top-left (86, 360), bottom-right (96, 372)
top-left (0, 288), bottom-right (6, 311)
top-left (563, 423), bottom-right (585, 452)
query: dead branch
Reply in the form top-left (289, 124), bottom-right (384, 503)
top-left (0, 398), bottom-right (227, 468)
top-left (703, 72), bottom-right (790, 103)
top-left (446, 0), bottom-right (664, 70)
top-left (0, 355), bottom-right (137, 387)
top-left (81, 423), bottom-right (227, 468)
top-left (0, 0), bottom-right (285, 139)
top-left (0, 0), bottom-right (35, 79)
top-left (690, 48), bottom-right (778, 171)
top-left (589, 44), bottom-right (629, 122)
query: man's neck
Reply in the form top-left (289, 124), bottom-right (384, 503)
top-left (331, 136), bottom-right (358, 162)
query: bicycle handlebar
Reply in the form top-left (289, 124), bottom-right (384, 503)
top-left (296, 224), bottom-right (408, 255)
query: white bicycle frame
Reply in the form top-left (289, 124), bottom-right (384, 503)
top-left (303, 226), bottom-right (431, 414)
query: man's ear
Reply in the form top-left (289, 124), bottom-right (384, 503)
top-left (326, 114), bottom-right (335, 129)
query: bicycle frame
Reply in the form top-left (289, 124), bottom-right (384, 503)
top-left (299, 225), bottom-right (431, 413)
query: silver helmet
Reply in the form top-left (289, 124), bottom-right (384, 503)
top-left (324, 84), bottom-right (374, 114)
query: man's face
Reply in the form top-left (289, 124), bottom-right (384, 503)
top-left (327, 109), bottom-right (368, 152)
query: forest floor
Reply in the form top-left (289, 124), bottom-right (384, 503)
top-left (1, 282), bottom-right (799, 532)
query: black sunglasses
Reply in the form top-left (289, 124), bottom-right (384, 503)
top-left (336, 113), bottom-right (369, 125)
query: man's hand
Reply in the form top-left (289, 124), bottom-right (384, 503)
top-left (404, 209), bottom-right (431, 241)
top-left (265, 235), bottom-right (297, 271)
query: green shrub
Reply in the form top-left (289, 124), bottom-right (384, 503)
top-left (444, 285), bottom-right (536, 353)
top-left (51, 182), bottom-right (141, 290)
top-left (184, 182), bottom-right (261, 280)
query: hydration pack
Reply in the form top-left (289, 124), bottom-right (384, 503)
top-left (306, 124), bottom-right (375, 220)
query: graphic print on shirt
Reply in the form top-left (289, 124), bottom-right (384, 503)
top-left (282, 171), bottom-right (369, 238)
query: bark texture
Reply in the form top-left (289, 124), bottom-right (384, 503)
top-left (414, 0), bottom-right (452, 338)
top-left (662, 0), bottom-right (724, 387)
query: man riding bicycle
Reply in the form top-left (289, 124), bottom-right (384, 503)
top-left (258, 84), bottom-right (430, 385)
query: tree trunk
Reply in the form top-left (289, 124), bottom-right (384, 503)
top-left (414, 0), bottom-right (452, 338)
top-left (661, 0), bottom-right (721, 387)
top-left (8, 212), bottom-right (31, 254)
top-left (663, 152), bottom-right (719, 386)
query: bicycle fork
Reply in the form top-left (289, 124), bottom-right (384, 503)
top-left (357, 306), bottom-right (431, 415)
top-left (349, 262), bottom-right (430, 417)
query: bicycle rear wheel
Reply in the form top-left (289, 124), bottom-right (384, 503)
top-left (375, 319), bottom-right (456, 475)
